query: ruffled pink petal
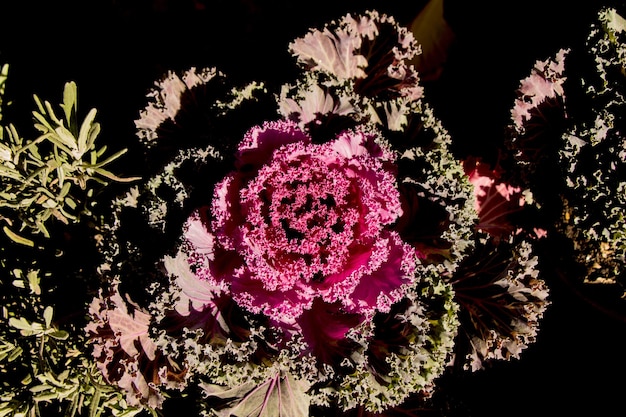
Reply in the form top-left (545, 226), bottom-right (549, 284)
top-left (183, 124), bottom-right (412, 329)
top-left (346, 232), bottom-right (415, 315)
top-left (229, 268), bottom-right (313, 324)
top-left (183, 207), bottom-right (215, 259)
top-left (235, 120), bottom-right (310, 173)
top-left (289, 26), bottom-right (368, 79)
top-left (297, 298), bottom-right (364, 365)
top-left (211, 176), bottom-right (245, 250)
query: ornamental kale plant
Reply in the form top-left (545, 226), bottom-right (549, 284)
top-left (503, 6), bottom-right (626, 307)
top-left (0, 8), bottom-right (560, 417)
top-left (559, 8), bottom-right (626, 293)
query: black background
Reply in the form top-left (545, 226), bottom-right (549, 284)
top-left (1, 1), bottom-right (625, 416)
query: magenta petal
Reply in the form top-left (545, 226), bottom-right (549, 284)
top-left (230, 269), bottom-right (312, 323)
top-left (211, 176), bottom-right (244, 250)
top-left (297, 298), bottom-right (364, 365)
top-left (320, 244), bottom-right (372, 288)
top-left (235, 120), bottom-right (310, 173)
top-left (349, 232), bottom-right (415, 314)
top-left (463, 156), bottom-right (525, 239)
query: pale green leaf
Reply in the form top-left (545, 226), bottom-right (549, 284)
top-left (2, 226), bottom-right (34, 247)
top-left (43, 306), bottom-right (53, 328)
top-left (88, 148), bottom-right (128, 169)
top-left (65, 196), bottom-right (77, 210)
top-left (206, 372), bottom-right (311, 417)
top-left (44, 100), bottom-right (63, 127)
top-left (27, 270), bottom-right (41, 295)
top-left (48, 330), bottom-right (69, 340)
top-left (94, 168), bottom-right (141, 183)
top-left (8, 317), bottom-right (33, 331)
top-left (59, 181), bottom-right (71, 198)
top-left (61, 81), bottom-right (78, 124)
top-left (11, 279), bottom-right (25, 289)
top-left (7, 345), bottom-right (23, 362)
top-left (77, 108), bottom-right (97, 154)
top-left (86, 121), bottom-right (101, 151)
top-left (29, 384), bottom-right (53, 393)
top-left (54, 125), bottom-right (79, 152)
top-left (33, 392), bottom-right (59, 402)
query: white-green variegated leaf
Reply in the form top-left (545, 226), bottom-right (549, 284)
top-left (203, 372), bottom-right (311, 417)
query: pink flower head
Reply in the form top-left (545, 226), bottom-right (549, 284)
top-left (183, 120), bottom-right (415, 327)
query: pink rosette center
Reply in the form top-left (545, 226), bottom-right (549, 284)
top-left (241, 151), bottom-right (358, 287)
top-left (185, 120), bottom-right (414, 325)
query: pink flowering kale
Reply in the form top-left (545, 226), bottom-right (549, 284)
top-left (89, 9), bottom-right (481, 415)
top-left (135, 67), bottom-right (221, 146)
top-left (502, 7), bottom-right (626, 306)
top-left (198, 120), bottom-right (410, 323)
top-left (164, 119), bottom-right (460, 412)
top-left (504, 48), bottom-right (570, 212)
top-left (456, 156), bottom-right (550, 372)
top-left (510, 49), bottom-right (568, 130)
top-left (289, 10), bottom-right (421, 98)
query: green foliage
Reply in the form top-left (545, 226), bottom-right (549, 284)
top-left (0, 71), bottom-right (139, 244)
top-left (0, 65), bottom-right (143, 417)
top-left (0, 268), bottom-right (142, 417)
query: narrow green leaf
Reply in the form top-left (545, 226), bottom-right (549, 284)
top-left (62, 81), bottom-right (78, 125)
top-left (94, 168), bottom-right (141, 183)
top-left (12, 279), bottom-right (26, 289)
top-left (89, 387), bottom-right (102, 417)
top-left (77, 109), bottom-right (97, 155)
top-left (33, 392), bottom-right (59, 402)
top-left (96, 145), bottom-right (107, 158)
top-left (54, 125), bottom-right (79, 152)
top-left (48, 330), bottom-right (69, 340)
top-left (3, 226), bottom-right (34, 247)
top-left (27, 270), bottom-right (41, 295)
top-left (86, 122), bottom-right (101, 151)
top-left (32, 95), bottom-right (47, 119)
top-left (65, 196), bottom-right (77, 210)
top-left (43, 306), bottom-right (53, 328)
top-left (44, 100), bottom-right (63, 127)
top-left (29, 384), bottom-right (53, 393)
top-left (87, 148), bottom-right (128, 169)
top-left (7, 345), bottom-right (23, 362)
top-left (14, 132), bottom-right (47, 157)
top-left (59, 181), bottom-right (72, 198)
